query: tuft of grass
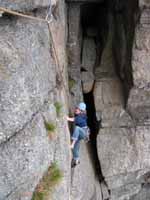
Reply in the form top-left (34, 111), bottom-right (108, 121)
top-left (32, 163), bottom-right (63, 200)
top-left (46, 162), bottom-right (63, 186)
top-left (44, 121), bottom-right (56, 133)
top-left (54, 102), bottom-right (62, 117)
top-left (32, 192), bottom-right (44, 200)
top-left (44, 121), bottom-right (56, 139)
top-left (68, 78), bottom-right (76, 91)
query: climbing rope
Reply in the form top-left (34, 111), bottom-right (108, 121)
top-left (0, 6), bottom-right (65, 89)
top-left (0, 7), bottom-right (46, 22)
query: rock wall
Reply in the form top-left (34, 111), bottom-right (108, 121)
top-left (128, 0), bottom-right (150, 123)
top-left (1, 0), bottom-right (150, 200)
top-left (0, 1), bottom-right (71, 200)
top-left (95, 1), bottom-right (150, 200)
top-left (67, 0), bottom-right (150, 200)
top-left (0, 0), bottom-right (51, 11)
top-left (67, 3), bottom-right (103, 200)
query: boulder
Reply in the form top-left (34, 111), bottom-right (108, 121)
top-left (97, 126), bottom-right (150, 199)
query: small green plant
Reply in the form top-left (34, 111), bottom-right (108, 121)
top-left (47, 162), bottom-right (63, 185)
top-left (44, 121), bottom-right (56, 132)
top-left (32, 163), bottom-right (63, 200)
top-left (54, 102), bottom-right (62, 117)
top-left (32, 192), bottom-right (44, 200)
top-left (68, 78), bottom-right (76, 90)
top-left (44, 121), bottom-right (56, 139)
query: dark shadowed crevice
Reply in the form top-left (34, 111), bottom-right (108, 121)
top-left (80, 2), bottom-right (109, 184)
top-left (80, 2), bottom-right (111, 198)
top-left (83, 88), bottom-right (111, 200)
top-left (81, 2), bottom-right (109, 70)
top-left (111, 0), bottom-right (139, 103)
top-left (83, 90), bottom-right (104, 182)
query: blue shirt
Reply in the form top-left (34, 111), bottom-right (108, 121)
top-left (74, 114), bottom-right (87, 127)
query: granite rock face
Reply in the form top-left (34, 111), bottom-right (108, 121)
top-left (67, 0), bottom-right (150, 199)
top-left (127, 4), bottom-right (150, 123)
top-left (1, 0), bottom-right (150, 200)
top-left (97, 126), bottom-right (150, 200)
top-left (0, 0), bottom-right (71, 200)
top-left (71, 143), bottom-right (102, 200)
top-left (94, 7), bottom-right (150, 199)
top-left (0, 102), bottom-right (71, 200)
top-left (81, 38), bottom-right (95, 93)
top-left (112, 0), bottom-right (150, 123)
top-left (0, 17), bottom-right (56, 144)
top-left (68, 4), bottom-right (83, 108)
top-left (0, 0), bottom-right (54, 11)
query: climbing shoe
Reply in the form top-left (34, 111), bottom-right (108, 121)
top-left (71, 159), bottom-right (80, 168)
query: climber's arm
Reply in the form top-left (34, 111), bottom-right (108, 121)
top-left (66, 116), bottom-right (75, 122)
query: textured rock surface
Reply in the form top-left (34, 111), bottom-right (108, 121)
top-left (139, 0), bottom-right (150, 7)
top-left (0, 18), bottom-right (56, 144)
top-left (67, 1), bottom-right (150, 199)
top-left (0, 0), bottom-right (55, 11)
top-left (68, 4), bottom-right (104, 200)
top-left (81, 38), bottom-right (95, 93)
top-left (71, 143), bottom-right (102, 200)
top-left (1, 0), bottom-right (150, 200)
top-left (127, 5), bottom-right (150, 123)
top-left (0, 102), bottom-right (71, 200)
top-left (0, 0), bottom-right (71, 199)
top-left (68, 4), bottom-right (83, 108)
top-left (94, 4), bottom-right (150, 200)
top-left (97, 126), bottom-right (150, 200)
top-left (112, 0), bottom-right (150, 123)
top-left (112, 0), bottom-right (138, 92)
top-left (0, 113), bottom-right (50, 200)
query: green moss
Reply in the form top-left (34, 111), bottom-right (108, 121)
top-left (68, 78), bottom-right (76, 90)
top-left (54, 102), bottom-right (62, 117)
top-left (44, 121), bottom-right (56, 133)
top-left (32, 192), bottom-right (44, 200)
top-left (47, 163), bottom-right (63, 186)
top-left (32, 163), bottom-right (63, 200)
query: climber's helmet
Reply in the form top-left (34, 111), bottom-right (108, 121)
top-left (77, 102), bottom-right (86, 111)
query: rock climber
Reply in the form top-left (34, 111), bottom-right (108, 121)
top-left (67, 102), bottom-right (90, 167)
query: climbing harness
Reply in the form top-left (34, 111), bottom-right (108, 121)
top-left (82, 126), bottom-right (90, 142)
